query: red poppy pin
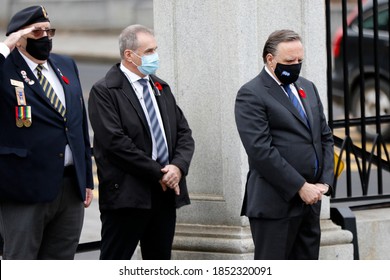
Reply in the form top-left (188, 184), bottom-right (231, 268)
top-left (62, 75), bottom-right (70, 85)
top-left (57, 68), bottom-right (70, 84)
top-left (154, 81), bottom-right (162, 91)
top-left (298, 87), bottom-right (306, 99)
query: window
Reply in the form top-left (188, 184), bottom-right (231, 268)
top-left (362, 6), bottom-right (389, 31)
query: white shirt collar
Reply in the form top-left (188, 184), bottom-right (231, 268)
top-left (264, 65), bottom-right (282, 86)
top-left (18, 50), bottom-right (49, 73)
top-left (119, 63), bottom-right (149, 83)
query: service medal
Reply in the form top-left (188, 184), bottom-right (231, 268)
top-left (15, 106), bottom-right (23, 128)
top-left (24, 106), bottom-right (32, 127)
top-left (15, 106), bottom-right (32, 128)
top-left (16, 118), bottom-right (23, 128)
top-left (23, 119), bottom-right (32, 127)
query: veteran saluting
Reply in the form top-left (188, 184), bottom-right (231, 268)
top-left (0, 6), bottom-right (93, 259)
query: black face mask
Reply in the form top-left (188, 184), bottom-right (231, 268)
top-left (26, 36), bottom-right (52, 61)
top-left (274, 62), bottom-right (302, 85)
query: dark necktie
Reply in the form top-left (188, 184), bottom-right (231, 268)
top-left (138, 78), bottom-right (169, 165)
top-left (36, 64), bottom-right (66, 118)
top-left (282, 84), bottom-right (309, 128)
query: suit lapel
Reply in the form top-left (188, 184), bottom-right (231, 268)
top-left (149, 75), bottom-right (172, 149)
top-left (261, 69), bottom-right (311, 130)
top-left (149, 78), bottom-right (172, 154)
top-left (123, 78), bottom-right (151, 135)
top-left (48, 58), bottom-right (70, 118)
top-left (293, 81), bottom-right (314, 131)
top-left (109, 66), bottom-right (151, 138)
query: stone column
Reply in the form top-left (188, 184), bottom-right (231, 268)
top-left (154, 0), bottom-right (353, 260)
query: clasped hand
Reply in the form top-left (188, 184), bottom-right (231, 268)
top-left (159, 164), bottom-right (182, 195)
top-left (298, 182), bottom-right (329, 205)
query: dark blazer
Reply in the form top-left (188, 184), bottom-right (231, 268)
top-left (235, 68), bottom-right (334, 219)
top-left (88, 64), bottom-right (194, 210)
top-left (0, 50), bottom-right (93, 203)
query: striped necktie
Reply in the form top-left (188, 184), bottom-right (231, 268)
top-left (36, 64), bottom-right (66, 118)
top-left (139, 78), bottom-right (169, 165)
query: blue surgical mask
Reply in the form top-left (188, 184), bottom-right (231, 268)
top-left (131, 51), bottom-right (160, 75)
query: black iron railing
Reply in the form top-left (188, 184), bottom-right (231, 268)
top-left (326, 0), bottom-right (390, 205)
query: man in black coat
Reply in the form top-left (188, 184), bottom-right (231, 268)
top-left (235, 30), bottom-right (334, 259)
top-left (0, 6), bottom-right (93, 259)
top-left (88, 24), bottom-right (195, 260)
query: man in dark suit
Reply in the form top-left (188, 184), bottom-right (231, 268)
top-left (88, 24), bottom-right (195, 260)
top-left (235, 30), bottom-right (334, 260)
top-left (0, 6), bottom-right (93, 259)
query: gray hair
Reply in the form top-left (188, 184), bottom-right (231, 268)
top-left (262, 30), bottom-right (302, 63)
top-left (119, 24), bottom-right (154, 59)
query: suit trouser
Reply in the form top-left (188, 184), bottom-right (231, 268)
top-left (100, 205), bottom-right (176, 260)
top-left (0, 166), bottom-right (84, 259)
top-left (249, 204), bottom-right (321, 260)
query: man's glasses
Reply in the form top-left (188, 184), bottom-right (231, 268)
top-left (31, 28), bottom-right (56, 38)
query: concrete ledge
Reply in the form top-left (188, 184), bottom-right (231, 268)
top-left (319, 219), bottom-right (354, 260)
top-left (173, 221), bottom-right (354, 260)
top-left (320, 219), bottom-right (354, 246)
top-left (172, 224), bottom-right (253, 260)
top-left (354, 208), bottom-right (390, 259)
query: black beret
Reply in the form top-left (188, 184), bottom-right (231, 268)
top-left (6, 5), bottom-right (50, 36)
